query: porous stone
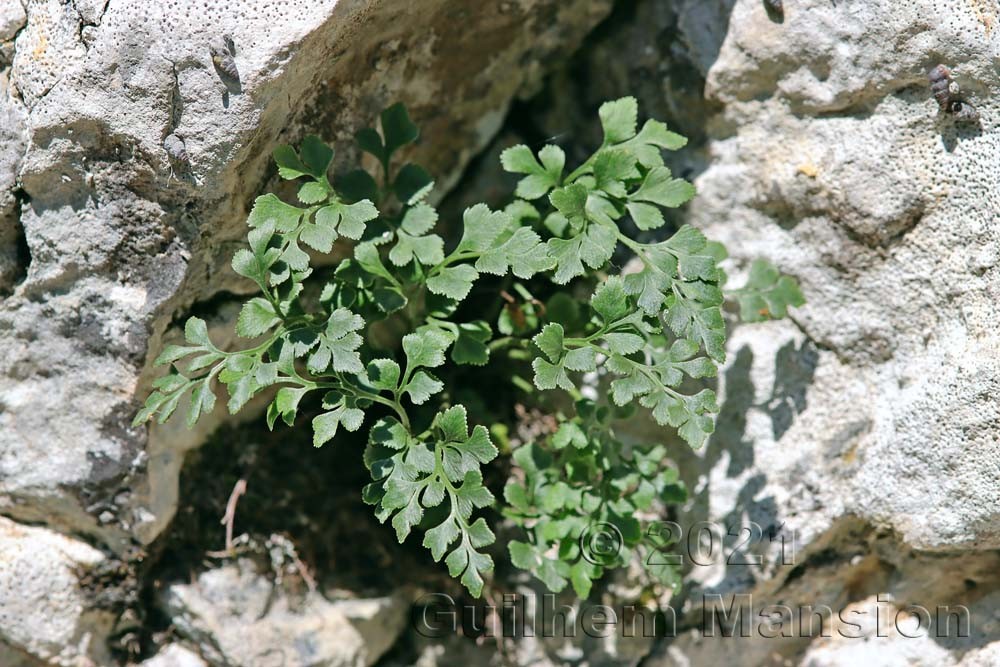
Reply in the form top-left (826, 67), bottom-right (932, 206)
top-left (161, 559), bottom-right (408, 667)
top-left (74, 0), bottom-right (109, 27)
top-left (0, 1), bottom-right (613, 662)
top-left (138, 644), bottom-right (208, 667)
top-left (0, 516), bottom-right (114, 667)
top-left (687, 0), bottom-right (1000, 553)
top-left (0, 2), bottom-right (27, 43)
top-left (0, 0), bottom-right (611, 553)
top-left (568, 0), bottom-right (1000, 664)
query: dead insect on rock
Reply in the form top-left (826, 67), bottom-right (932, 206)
top-left (163, 133), bottom-right (188, 162)
top-left (948, 99), bottom-right (980, 123)
top-left (928, 65), bottom-right (954, 111)
top-left (928, 65), bottom-right (980, 123)
top-left (209, 42), bottom-right (239, 81)
top-left (764, 0), bottom-right (783, 16)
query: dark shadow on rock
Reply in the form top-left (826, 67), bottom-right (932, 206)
top-left (0, 197), bottom-right (30, 298)
top-left (711, 344), bottom-right (756, 477)
top-left (765, 340), bottom-right (818, 440)
top-left (666, 335), bottom-right (818, 610)
top-left (764, 1), bottom-right (785, 24)
top-left (940, 115), bottom-right (983, 152)
top-left (707, 473), bottom-right (780, 596)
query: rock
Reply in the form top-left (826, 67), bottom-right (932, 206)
top-left (0, 516), bottom-right (114, 666)
top-left (0, 0), bottom-right (612, 556)
top-left (333, 596), bottom-right (413, 664)
top-left (0, 2), bottom-right (26, 43)
top-left (391, 572), bottom-right (658, 667)
top-left (161, 559), bottom-right (409, 667)
top-left (382, 631), bottom-right (500, 667)
top-left (0, 641), bottom-right (45, 667)
top-left (958, 643), bottom-right (1000, 667)
top-left (641, 519), bottom-right (1000, 665)
top-left (11, 0), bottom-right (87, 106)
top-left (798, 594), bottom-right (1000, 667)
top-left (74, 0), bottom-right (109, 28)
top-left (552, 0), bottom-right (1000, 664)
top-left (0, 96), bottom-right (27, 294)
top-left (684, 0), bottom-right (1000, 550)
top-left (139, 644), bottom-right (208, 667)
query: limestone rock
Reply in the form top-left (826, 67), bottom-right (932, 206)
top-left (161, 559), bottom-right (408, 667)
top-left (0, 2), bottom-right (26, 44)
top-left (139, 645), bottom-right (208, 667)
top-left (798, 595), bottom-right (1000, 667)
top-left (495, 0), bottom-right (1000, 664)
top-left (0, 98), bottom-right (26, 294)
top-left (0, 0), bottom-right (611, 555)
top-left (0, 516), bottom-right (114, 666)
top-left (686, 0), bottom-right (1000, 553)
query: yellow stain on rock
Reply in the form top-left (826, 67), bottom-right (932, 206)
top-left (32, 31), bottom-right (48, 60)
top-left (969, 0), bottom-right (997, 34)
top-left (797, 163), bottom-right (819, 178)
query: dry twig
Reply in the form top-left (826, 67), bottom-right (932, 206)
top-left (220, 478), bottom-right (247, 553)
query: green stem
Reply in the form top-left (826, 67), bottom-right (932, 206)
top-left (487, 336), bottom-right (529, 352)
top-left (617, 353), bottom-right (685, 402)
top-left (427, 250), bottom-right (481, 278)
top-left (564, 150), bottom-right (602, 184)
top-left (307, 372), bottom-right (413, 431)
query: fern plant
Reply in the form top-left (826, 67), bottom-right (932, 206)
top-left (135, 98), bottom-right (803, 598)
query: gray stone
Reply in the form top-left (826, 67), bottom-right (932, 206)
top-left (162, 559), bottom-right (408, 667)
top-left (0, 0), bottom-right (612, 555)
top-left (0, 2), bottom-right (26, 43)
top-left (2, 0), bottom-right (1000, 664)
top-left (0, 1), bottom-right (613, 662)
top-left (683, 0), bottom-right (1000, 553)
top-left (74, 0), bottom-right (109, 27)
top-left (0, 516), bottom-right (114, 667)
top-left (139, 645), bottom-right (208, 667)
top-left (576, 0), bottom-right (1000, 664)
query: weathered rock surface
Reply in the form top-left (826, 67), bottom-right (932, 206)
top-left (0, 516), bottom-right (114, 666)
top-left (139, 644), bottom-right (208, 667)
top-left (690, 0), bottom-right (1000, 572)
top-left (2, 0), bottom-right (1000, 664)
top-left (0, 0), bottom-right (610, 660)
top-left (161, 559), bottom-right (408, 667)
top-left (561, 0), bottom-right (1000, 664)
